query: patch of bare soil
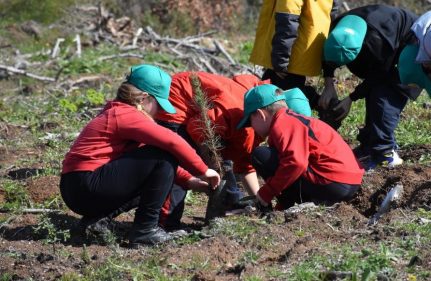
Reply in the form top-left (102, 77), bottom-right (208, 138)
top-left (352, 160), bottom-right (431, 217)
top-left (26, 175), bottom-right (60, 203)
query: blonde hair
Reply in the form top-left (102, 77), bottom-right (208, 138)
top-left (263, 100), bottom-right (288, 114)
top-left (116, 82), bottom-right (154, 120)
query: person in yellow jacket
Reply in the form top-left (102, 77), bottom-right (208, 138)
top-left (250, 0), bottom-right (339, 108)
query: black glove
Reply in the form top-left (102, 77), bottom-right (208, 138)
top-left (255, 200), bottom-right (273, 217)
top-left (317, 98), bottom-right (342, 130)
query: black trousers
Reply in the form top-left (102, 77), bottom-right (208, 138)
top-left (60, 145), bottom-right (178, 229)
top-left (251, 146), bottom-right (359, 209)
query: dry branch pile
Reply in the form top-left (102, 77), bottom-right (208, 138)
top-left (0, 4), bottom-right (254, 92)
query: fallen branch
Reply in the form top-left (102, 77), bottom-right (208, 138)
top-left (98, 53), bottom-right (145, 61)
top-left (0, 208), bottom-right (61, 214)
top-left (342, 1), bottom-right (351, 11)
top-left (74, 34), bottom-right (82, 58)
top-left (51, 38), bottom-right (65, 58)
top-left (198, 57), bottom-right (217, 73)
top-left (213, 40), bottom-right (236, 65)
top-left (0, 64), bottom-right (56, 82)
top-left (144, 26), bottom-right (216, 54)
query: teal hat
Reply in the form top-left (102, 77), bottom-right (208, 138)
top-left (324, 15), bottom-right (367, 65)
top-left (398, 44), bottom-right (431, 97)
top-left (284, 88), bottom-right (311, 117)
top-left (237, 84), bottom-right (286, 129)
top-left (127, 64), bottom-right (176, 113)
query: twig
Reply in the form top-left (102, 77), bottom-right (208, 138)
top-left (97, 53), bottom-right (145, 61)
top-left (132, 27), bottom-right (143, 47)
top-left (198, 57), bottom-right (217, 73)
top-left (0, 208), bottom-right (61, 214)
top-left (51, 38), bottom-right (65, 58)
top-left (0, 64), bottom-right (55, 82)
top-left (74, 34), bottom-right (81, 58)
top-left (342, 1), bottom-right (351, 11)
top-left (144, 26), bottom-right (216, 54)
top-left (213, 40), bottom-right (236, 65)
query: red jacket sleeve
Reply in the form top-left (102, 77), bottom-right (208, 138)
top-left (257, 111), bottom-right (309, 203)
top-left (118, 111), bottom-right (208, 176)
top-left (175, 166), bottom-right (193, 189)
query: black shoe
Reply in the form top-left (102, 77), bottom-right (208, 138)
top-left (75, 216), bottom-right (112, 237)
top-left (129, 226), bottom-right (172, 247)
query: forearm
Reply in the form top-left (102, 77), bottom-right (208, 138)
top-left (240, 171), bottom-right (260, 196)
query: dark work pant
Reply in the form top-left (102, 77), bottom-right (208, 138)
top-left (60, 145), bottom-right (178, 229)
top-left (251, 146), bottom-right (359, 209)
top-left (357, 82), bottom-right (408, 156)
top-left (262, 69), bottom-right (320, 109)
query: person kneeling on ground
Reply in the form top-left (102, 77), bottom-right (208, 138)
top-left (60, 64), bottom-right (220, 246)
top-left (155, 72), bottom-right (312, 226)
top-left (237, 84), bottom-right (364, 211)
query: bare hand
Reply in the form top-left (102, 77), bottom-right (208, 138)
top-left (186, 177), bottom-right (210, 194)
top-left (333, 96), bottom-right (352, 121)
top-left (200, 169), bottom-right (221, 189)
top-left (318, 78), bottom-right (338, 109)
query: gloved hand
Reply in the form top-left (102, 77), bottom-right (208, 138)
top-left (255, 200), bottom-right (273, 215)
top-left (318, 98), bottom-right (342, 130)
top-left (318, 79), bottom-right (338, 109)
top-left (255, 193), bottom-right (273, 218)
top-left (333, 96), bottom-right (352, 122)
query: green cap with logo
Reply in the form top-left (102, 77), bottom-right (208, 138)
top-left (127, 64), bottom-right (176, 113)
top-left (398, 44), bottom-right (431, 97)
top-left (237, 84), bottom-right (286, 129)
top-left (324, 15), bottom-right (368, 66)
top-left (284, 87), bottom-right (312, 117)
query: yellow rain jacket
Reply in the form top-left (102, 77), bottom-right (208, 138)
top-left (250, 0), bottom-right (338, 77)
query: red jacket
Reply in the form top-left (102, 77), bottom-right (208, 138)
top-left (62, 101), bottom-right (208, 186)
top-left (156, 72), bottom-right (267, 173)
top-left (258, 109), bottom-right (364, 204)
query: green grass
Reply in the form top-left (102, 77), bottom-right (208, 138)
top-left (1, 180), bottom-right (30, 210)
top-left (60, 255), bottom-right (189, 281)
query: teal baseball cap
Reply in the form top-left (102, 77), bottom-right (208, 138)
top-left (324, 15), bottom-right (368, 65)
top-left (284, 88), bottom-right (312, 117)
top-left (237, 84), bottom-right (286, 129)
top-left (398, 44), bottom-right (431, 97)
top-left (127, 64), bottom-right (176, 113)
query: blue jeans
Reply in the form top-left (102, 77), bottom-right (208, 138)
top-left (357, 82), bottom-right (408, 156)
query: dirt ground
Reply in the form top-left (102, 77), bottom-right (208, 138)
top-left (0, 144), bottom-right (430, 280)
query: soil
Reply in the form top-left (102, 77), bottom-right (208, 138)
top-left (0, 145), bottom-right (430, 280)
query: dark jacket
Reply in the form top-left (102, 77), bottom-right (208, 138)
top-left (323, 5), bottom-right (421, 100)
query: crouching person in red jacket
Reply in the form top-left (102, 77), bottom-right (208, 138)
top-left (60, 65), bottom-right (220, 246)
top-left (237, 84), bottom-right (364, 210)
